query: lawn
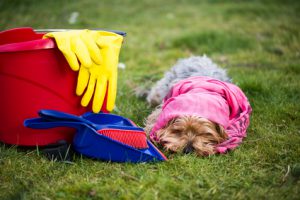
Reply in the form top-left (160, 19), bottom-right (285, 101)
top-left (0, 0), bottom-right (300, 199)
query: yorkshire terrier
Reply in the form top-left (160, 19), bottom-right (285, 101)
top-left (144, 110), bottom-right (228, 156)
top-left (141, 56), bottom-right (252, 156)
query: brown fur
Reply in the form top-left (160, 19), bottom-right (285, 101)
top-left (144, 107), bottom-right (228, 156)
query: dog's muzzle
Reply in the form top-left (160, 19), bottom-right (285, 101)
top-left (183, 143), bottom-right (194, 154)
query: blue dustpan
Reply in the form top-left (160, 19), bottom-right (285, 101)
top-left (24, 111), bottom-right (167, 163)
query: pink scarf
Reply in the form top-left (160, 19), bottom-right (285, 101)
top-left (150, 76), bottom-right (252, 153)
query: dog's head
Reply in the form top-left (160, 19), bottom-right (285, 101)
top-left (156, 116), bottom-right (228, 156)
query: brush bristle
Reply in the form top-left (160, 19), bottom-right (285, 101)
top-left (97, 129), bottom-right (148, 149)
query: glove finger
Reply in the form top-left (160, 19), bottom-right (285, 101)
top-left (81, 31), bottom-right (102, 65)
top-left (62, 49), bottom-right (80, 71)
top-left (92, 75), bottom-right (107, 113)
top-left (76, 67), bottom-right (89, 96)
top-left (106, 74), bottom-right (117, 112)
top-left (50, 35), bottom-right (80, 71)
top-left (81, 73), bottom-right (96, 107)
top-left (72, 36), bottom-right (92, 67)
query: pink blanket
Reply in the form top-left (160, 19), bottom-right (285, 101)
top-left (150, 76), bottom-right (252, 153)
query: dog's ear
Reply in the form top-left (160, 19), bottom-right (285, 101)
top-left (216, 124), bottom-right (228, 140)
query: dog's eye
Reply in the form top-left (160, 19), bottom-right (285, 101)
top-left (195, 132), bottom-right (209, 137)
top-left (160, 140), bottom-right (169, 145)
top-left (208, 140), bottom-right (218, 145)
top-left (202, 142), bottom-right (215, 148)
top-left (172, 130), bottom-right (183, 136)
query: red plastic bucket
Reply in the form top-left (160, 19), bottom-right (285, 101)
top-left (0, 27), bottom-right (90, 146)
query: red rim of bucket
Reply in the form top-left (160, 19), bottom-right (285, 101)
top-left (0, 27), bottom-right (56, 53)
top-left (0, 38), bottom-right (56, 53)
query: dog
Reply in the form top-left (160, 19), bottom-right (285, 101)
top-left (143, 56), bottom-right (252, 156)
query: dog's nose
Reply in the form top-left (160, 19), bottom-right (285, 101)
top-left (183, 145), bottom-right (194, 154)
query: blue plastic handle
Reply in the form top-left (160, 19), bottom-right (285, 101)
top-left (24, 117), bottom-right (89, 130)
top-left (38, 110), bottom-right (97, 129)
top-left (38, 110), bottom-right (145, 131)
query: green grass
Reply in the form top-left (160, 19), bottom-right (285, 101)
top-left (1, 0), bottom-right (300, 199)
top-left (172, 31), bottom-right (255, 54)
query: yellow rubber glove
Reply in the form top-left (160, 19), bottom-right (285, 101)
top-left (44, 30), bottom-right (102, 71)
top-left (44, 30), bottom-right (123, 112)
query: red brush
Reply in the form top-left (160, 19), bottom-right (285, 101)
top-left (97, 129), bottom-right (148, 149)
